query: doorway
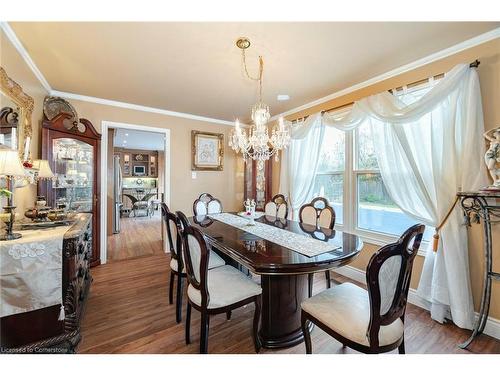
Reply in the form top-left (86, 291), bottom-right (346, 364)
top-left (100, 121), bottom-right (170, 264)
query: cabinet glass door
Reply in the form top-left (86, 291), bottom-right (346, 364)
top-left (52, 138), bottom-right (94, 212)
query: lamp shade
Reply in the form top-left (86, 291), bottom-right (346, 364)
top-left (32, 159), bottom-right (55, 179)
top-left (0, 148), bottom-right (26, 177)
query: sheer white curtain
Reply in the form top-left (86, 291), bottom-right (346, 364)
top-left (367, 68), bottom-right (487, 328)
top-left (279, 64), bottom-right (486, 328)
top-left (279, 113), bottom-right (324, 219)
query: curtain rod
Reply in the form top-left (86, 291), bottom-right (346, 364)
top-left (292, 59), bottom-right (480, 122)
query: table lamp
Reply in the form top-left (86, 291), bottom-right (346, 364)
top-left (0, 148), bottom-right (26, 240)
top-left (32, 159), bottom-right (55, 181)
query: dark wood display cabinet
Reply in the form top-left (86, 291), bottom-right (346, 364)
top-left (40, 113), bottom-right (101, 267)
top-left (244, 159), bottom-right (273, 211)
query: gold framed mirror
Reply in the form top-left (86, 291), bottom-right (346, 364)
top-left (0, 66), bottom-right (34, 161)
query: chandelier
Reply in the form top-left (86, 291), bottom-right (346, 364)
top-left (229, 37), bottom-right (291, 175)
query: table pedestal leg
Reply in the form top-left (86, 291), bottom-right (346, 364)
top-left (259, 273), bottom-right (311, 349)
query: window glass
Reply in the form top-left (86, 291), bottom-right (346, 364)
top-left (357, 122), bottom-right (378, 170)
top-left (314, 127), bottom-right (344, 224)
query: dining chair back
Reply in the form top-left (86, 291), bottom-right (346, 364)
top-left (264, 194), bottom-right (289, 219)
top-left (160, 202), bottom-right (170, 217)
top-left (299, 197), bottom-right (336, 293)
top-left (176, 210), bottom-right (190, 231)
top-left (299, 197), bottom-right (335, 229)
top-left (164, 210), bottom-right (183, 268)
top-left (193, 193), bottom-right (223, 216)
top-left (365, 224), bottom-right (425, 349)
top-left (181, 225), bottom-right (211, 309)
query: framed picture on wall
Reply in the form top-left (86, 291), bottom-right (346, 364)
top-left (191, 130), bottom-right (224, 171)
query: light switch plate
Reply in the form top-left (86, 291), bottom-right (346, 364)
top-left (191, 171), bottom-right (197, 179)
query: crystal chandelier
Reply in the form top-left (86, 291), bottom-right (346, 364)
top-left (229, 37), bottom-right (291, 177)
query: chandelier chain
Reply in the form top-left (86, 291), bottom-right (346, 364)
top-left (242, 50), bottom-right (264, 102)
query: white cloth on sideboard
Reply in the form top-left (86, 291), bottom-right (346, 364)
top-left (0, 226), bottom-right (67, 318)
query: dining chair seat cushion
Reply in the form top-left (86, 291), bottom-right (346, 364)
top-left (301, 282), bottom-right (404, 347)
top-left (170, 250), bottom-right (225, 273)
top-left (187, 265), bottom-right (261, 308)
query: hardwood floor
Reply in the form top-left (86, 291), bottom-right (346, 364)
top-left (107, 212), bottom-right (163, 262)
top-left (79, 253), bottom-right (500, 354)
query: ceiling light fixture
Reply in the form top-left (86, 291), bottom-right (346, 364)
top-left (229, 37), bottom-right (291, 182)
top-left (277, 94), bottom-right (290, 101)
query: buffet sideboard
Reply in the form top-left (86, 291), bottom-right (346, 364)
top-left (0, 214), bottom-right (93, 353)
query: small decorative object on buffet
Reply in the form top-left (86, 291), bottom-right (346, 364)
top-left (47, 209), bottom-right (67, 222)
top-left (244, 198), bottom-right (257, 226)
top-left (24, 207), bottom-right (51, 222)
top-left (483, 126), bottom-right (500, 191)
top-left (35, 195), bottom-right (47, 208)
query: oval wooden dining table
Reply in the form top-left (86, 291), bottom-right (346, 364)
top-left (188, 213), bottom-right (363, 350)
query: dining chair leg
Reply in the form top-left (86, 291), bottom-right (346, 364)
top-left (226, 311), bottom-right (232, 320)
top-left (175, 274), bottom-right (183, 323)
top-left (185, 302), bottom-right (191, 345)
top-left (325, 270), bottom-right (331, 289)
top-left (253, 295), bottom-right (262, 353)
top-left (168, 272), bottom-right (175, 305)
top-left (301, 313), bottom-right (312, 354)
top-left (200, 312), bottom-right (210, 354)
top-left (398, 337), bottom-right (405, 354)
top-left (308, 273), bottom-right (313, 298)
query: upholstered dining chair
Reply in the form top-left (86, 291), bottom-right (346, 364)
top-left (299, 197), bottom-right (336, 295)
top-left (163, 210), bottom-right (225, 323)
top-left (193, 193), bottom-right (223, 216)
top-left (181, 224), bottom-right (262, 354)
top-left (300, 224), bottom-right (425, 354)
top-left (264, 194), bottom-right (289, 219)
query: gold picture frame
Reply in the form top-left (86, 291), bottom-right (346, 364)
top-left (191, 130), bottom-right (224, 171)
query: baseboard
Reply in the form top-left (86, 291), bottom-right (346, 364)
top-left (331, 266), bottom-right (500, 341)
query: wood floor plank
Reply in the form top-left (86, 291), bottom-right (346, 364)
top-left (79, 253), bottom-right (500, 354)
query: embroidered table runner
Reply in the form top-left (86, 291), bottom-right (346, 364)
top-left (0, 225), bottom-right (67, 318)
top-left (208, 213), bottom-right (341, 257)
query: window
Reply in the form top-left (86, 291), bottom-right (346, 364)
top-left (312, 126), bottom-right (345, 224)
top-left (311, 94), bottom-right (433, 242)
top-left (354, 122), bottom-right (424, 237)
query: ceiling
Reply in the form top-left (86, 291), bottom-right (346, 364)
top-left (9, 22), bottom-right (500, 122)
top-left (113, 128), bottom-right (165, 151)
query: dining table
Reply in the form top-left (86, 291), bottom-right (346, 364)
top-left (188, 212), bottom-right (364, 349)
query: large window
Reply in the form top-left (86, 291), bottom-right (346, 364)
top-left (312, 109), bottom-right (430, 241)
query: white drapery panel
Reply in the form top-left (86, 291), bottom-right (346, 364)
top-left (279, 113), bottom-right (324, 219)
top-left (280, 64), bottom-right (486, 328)
top-left (369, 67), bottom-right (487, 328)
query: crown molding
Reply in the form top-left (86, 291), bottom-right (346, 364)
top-left (271, 27), bottom-right (500, 121)
top-left (0, 21), bottom-right (52, 92)
top-left (49, 90), bottom-right (236, 126)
